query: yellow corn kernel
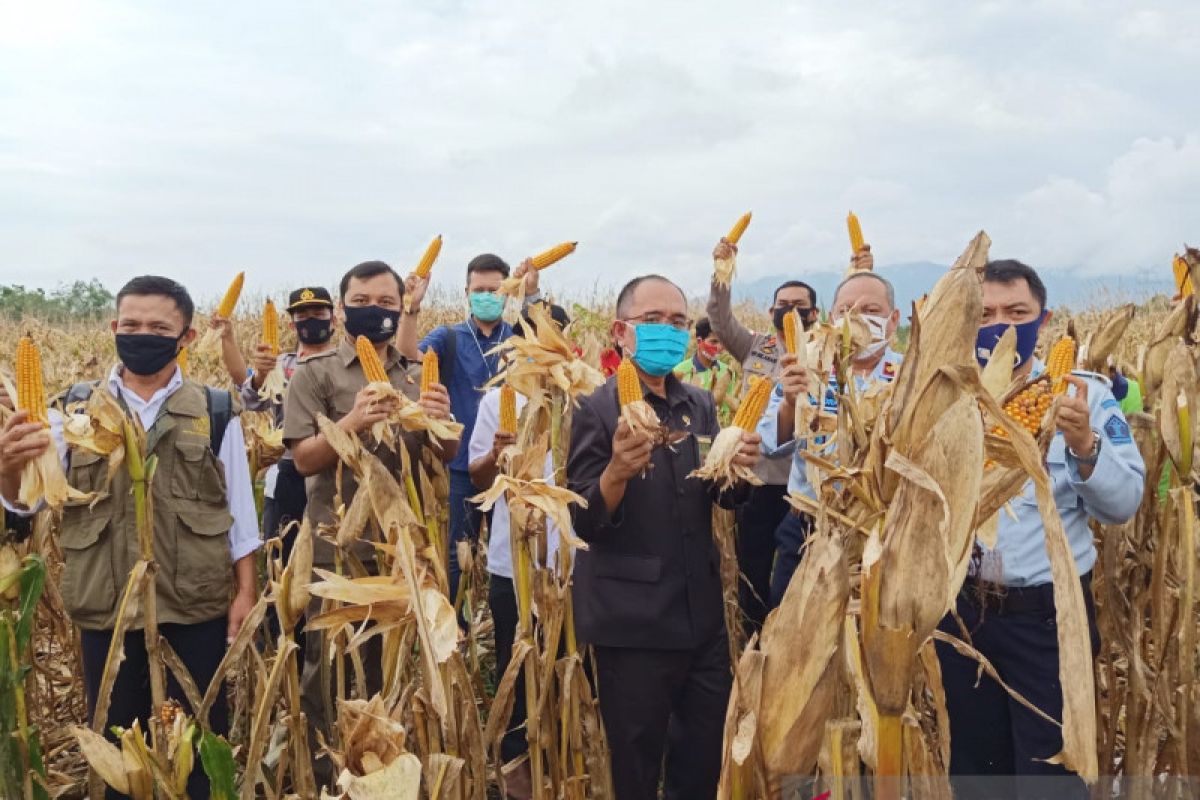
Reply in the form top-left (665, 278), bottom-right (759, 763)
top-left (1046, 336), bottom-right (1076, 394)
top-left (177, 346), bottom-right (189, 375)
top-left (847, 211), bottom-right (865, 253)
top-left (530, 241), bottom-right (578, 270)
top-left (1000, 380), bottom-right (1054, 436)
top-left (617, 359), bottom-right (642, 408)
top-left (783, 309), bottom-right (801, 355)
top-left (414, 235), bottom-right (443, 280)
top-left (16, 336), bottom-right (48, 426)
top-left (733, 376), bottom-right (772, 430)
top-left (356, 336), bottom-right (389, 383)
top-left (1174, 254), bottom-right (1194, 298)
top-left (420, 349), bottom-right (439, 395)
top-left (499, 384), bottom-right (518, 434)
top-left (726, 212), bottom-right (752, 245)
top-left (216, 272), bottom-right (245, 317)
top-left (262, 299), bottom-right (279, 356)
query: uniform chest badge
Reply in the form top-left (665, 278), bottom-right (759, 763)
top-left (682, 414), bottom-right (691, 427)
top-left (190, 415), bottom-right (211, 439)
top-left (753, 361), bottom-right (764, 371)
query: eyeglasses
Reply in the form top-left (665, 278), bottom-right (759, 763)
top-left (621, 313), bottom-right (691, 331)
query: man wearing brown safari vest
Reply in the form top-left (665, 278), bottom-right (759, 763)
top-left (0, 276), bottom-right (261, 799)
top-left (283, 260), bottom-right (457, 776)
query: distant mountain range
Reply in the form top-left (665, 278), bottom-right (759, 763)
top-left (728, 262), bottom-right (1174, 314)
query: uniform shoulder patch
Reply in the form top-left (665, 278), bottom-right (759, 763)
top-left (1071, 369), bottom-right (1112, 387)
top-left (1103, 414), bottom-right (1132, 445)
top-left (1101, 398), bottom-right (1119, 411)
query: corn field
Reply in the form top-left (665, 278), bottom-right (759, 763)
top-left (0, 249), bottom-right (1196, 800)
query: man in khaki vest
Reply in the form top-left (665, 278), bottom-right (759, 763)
top-left (0, 276), bottom-right (261, 799)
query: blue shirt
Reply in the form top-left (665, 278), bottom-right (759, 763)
top-left (419, 318), bottom-right (514, 472)
top-left (984, 363), bottom-right (1144, 587)
top-left (758, 348), bottom-right (903, 498)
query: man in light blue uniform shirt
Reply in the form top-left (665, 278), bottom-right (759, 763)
top-left (936, 259), bottom-right (1144, 798)
top-left (758, 271), bottom-right (903, 606)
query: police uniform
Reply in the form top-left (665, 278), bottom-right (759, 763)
top-left (758, 348), bottom-right (903, 605)
top-left (935, 365), bottom-right (1144, 796)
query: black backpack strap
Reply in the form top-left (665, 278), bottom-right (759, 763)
top-left (204, 387), bottom-right (233, 454)
top-left (440, 326), bottom-right (457, 391)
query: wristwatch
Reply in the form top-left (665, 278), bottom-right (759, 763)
top-left (1068, 431), bottom-right (1102, 466)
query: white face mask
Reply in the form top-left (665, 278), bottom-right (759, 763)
top-left (856, 313), bottom-right (891, 360)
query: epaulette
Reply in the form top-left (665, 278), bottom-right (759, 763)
top-left (1070, 369), bottom-right (1112, 388)
top-left (299, 349), bottom-right (338, 364)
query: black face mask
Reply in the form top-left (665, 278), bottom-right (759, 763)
top-left (116, 333), bottom-right (184, 376)
top-left (343, 305), bottom-right (400, 344)
top-left (772, 306), bottom-right (816, 333)
top-left (294, 317), bottom-right (333, 345)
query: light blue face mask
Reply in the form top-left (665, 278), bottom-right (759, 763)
top-left (630, 323), bottom-right (690, 377)
top-left (469, 291), bottom-right (505, 323)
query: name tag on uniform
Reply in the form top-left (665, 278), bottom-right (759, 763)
top-left (696, 434), bottom-right (712, 463)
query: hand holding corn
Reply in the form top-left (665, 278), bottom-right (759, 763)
top-left (418, 382), bottom-right (452, 421)
top-left (1056, 375), bottom-right (1094, 457)
top-left (340, 386), bottom-right (398, 434)
top-left (250, 344), bottom-right (277, 388)
top-left (606, 417), bottom-right (654, 483)
top-left (404, 272), bottom-right (430, 313)
top-left (849, 244), bottom-right (874, 273)
top-left (713, 239), bottom-right (737, 262)
top-left (513, 258), bottom-right (541, 295)
top-left (778, 352), bottom-right (812, 407)
top-left (731, 430), bottom-right (763, 470)
top-left (0, 412), bottom-right (52, 503)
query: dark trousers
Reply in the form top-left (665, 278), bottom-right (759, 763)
top-left (447, 467), bottom-right (484, 603)
top-left (263, 458), bottom-right (309, 652)
top-left (489, 575), bottom-right (528, 762)
top-left (81, 617), bottom-right (229, 800)
top-left (935, 575), bottom-right (1100, 799)
top-left (769, 511), bottom-right (814, 609)
top-left (594, 630), bottom-right (731, 800)
top-left (735, 483), bottom-right (789, 633)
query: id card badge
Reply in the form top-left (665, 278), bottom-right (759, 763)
top-left (695, 434), bottom-right (712, 464)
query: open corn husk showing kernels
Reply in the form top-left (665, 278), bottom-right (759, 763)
top-left (615, 358), bottom-right (664, 441)
top-left (690, 375), bottom-right (772, 490)
top-left (3, 337), bottom-right (75, 509)
top-left (195, 271), bottom-right (245, 355)
top-left (498, 241), bottom-right (578, 299)
top-left (257, 298), bottom-right (288, 403)
top-left (712, 212), bottom-right (751, 287)
top-left (354, 337), bottom-right (463, 448)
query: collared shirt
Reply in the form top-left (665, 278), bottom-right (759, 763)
top-left (983, 363), bottom-right (1144, 587)
top-left (419, 318), bottom-right (514, 472)
top-left (241, 350), bottom-right (304, 498)
top-left (2, 365), bottom-right (261, 562)
top-left (674, 356), bottom-right (735, 425)
top-left (568, 374), bottom-right (738, 650)
top-left (759, 347), bottom-right (903, 497)
top-left (282, 336), bottom-right (421, 565)
top-left (467, 387), bottom-right (565, 579)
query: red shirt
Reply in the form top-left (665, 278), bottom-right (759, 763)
top-left (599, 347), bottom-right (622, 377)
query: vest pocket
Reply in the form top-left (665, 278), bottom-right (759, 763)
top-left (59, 512), bottom-right (116, 618)
top-left (66, 449), bottom-right (107, 494)
top-left (174, 508), bottom-right (232, 603)
top-left (171, 439), bottom-right (227, 504)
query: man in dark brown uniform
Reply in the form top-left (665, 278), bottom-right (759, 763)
top-left (283, 260), bottom-right (456, 773)
top-left (569, 274), bottom-right (762, 800)
top-left (0, 276), bottom-right (261, 799)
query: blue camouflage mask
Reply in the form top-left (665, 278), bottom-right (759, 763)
top-left (630, 323), bottom-right (690, 377)
top-left (975, 313), bottom-right (1046, 368)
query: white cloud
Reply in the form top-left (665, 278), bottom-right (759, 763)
top-left (0, 0), bottom-right (1196, 302)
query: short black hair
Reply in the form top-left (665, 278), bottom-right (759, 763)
top-left (615, 274), bottom-right (687, 318)
top-left (116, 276), bottom-right (195, 329)
top-left (695, 317), bottom-right (713, 340)
top-left (773, 280), bottom-right (817, 307)
top-left (466, 254), bottom-right (510, 281)
top-left (984, 259), bottom-right (1047, 312)
top-left (339, 260), bottom-right (404, 299)
top-left (521, 302), bottom-right (572, 333)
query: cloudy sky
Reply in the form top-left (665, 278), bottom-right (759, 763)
top-left (1, 1), bottom-right (1197, 304)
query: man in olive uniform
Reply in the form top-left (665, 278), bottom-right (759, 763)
top-left (283, 260), bottom-right (456, 772)
top-left (0, 276), bottom-right (261, 799)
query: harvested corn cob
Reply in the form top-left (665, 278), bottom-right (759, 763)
top-left (421, 349), bottom-right (439, 395)
top-left (617, 359), bottom-right (641, 408)
top-left (847, 211), bottom-right (865, 253)
top-left (16, 336), bottom-right (48, 426)
top-left (499, 385), bottom-right (518, 434)
top-left (1046, 336), bottom-right (1076, 395)
top-left (691, 375), bottom-right (772, 489)
top-left (414, 235), bottom-right (443, 280)
top-left (783, 309), bottom-right (802, 355)
top-left (1174, 254), bottom-right (1194, 298)
top-left (216, 272), bottom-right (245, 318)
top-left (262, 300), bottom-right (279, 356)
top-left (726, 212), bottom-right (752, 245)
top-left (356, 336), bottom-right (389, 383)
top-left (531, 242), bottom-right (578, 270)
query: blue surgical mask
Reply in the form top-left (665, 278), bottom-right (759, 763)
top-left (469, 291), bottom-right (505, 323)
top-left (630, 323), bottom-right (690, 377)
top-left (976, 313), bottom-right (1046, 368)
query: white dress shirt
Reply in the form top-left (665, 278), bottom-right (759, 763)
top-left (3, 366), bottom-right (261, 562)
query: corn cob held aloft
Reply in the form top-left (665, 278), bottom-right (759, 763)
top-left (262, 299), bottom-right (279, 356)
top-left (726, 212), bottom-right (752, 245)
top-left (847, 211), bottom-right (865, 253)
top-left (733, 376), bottom-right (772, 430)
top-left (531, 242), bottom-right (578, 270)
top-left (420, 349), bottom-right (439, 394)
top-left (499, 384), bottom-right (518, 434)
top-left (356, 336), bottom-right (389, 383)
top-left (783, 309), bottom-right (802, 355)
top-left (1046, 335), bottom-right (1076, 395)
top-left (16, 336), bottom-right (48, 426)
top-left (216, 272), bottom-right (245, 318)
top-left (414, 235), bottom-right (443, 280)
top-left (617, 359), bottom-right (642, 407)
